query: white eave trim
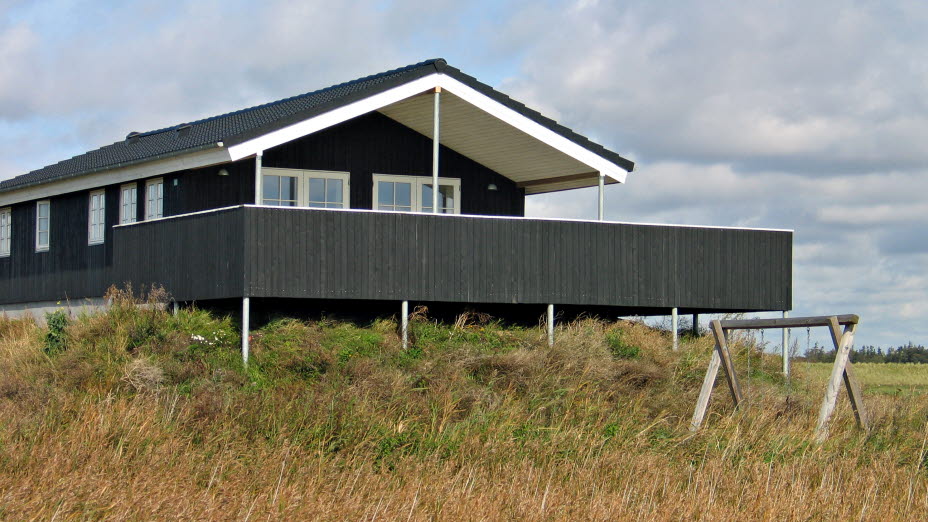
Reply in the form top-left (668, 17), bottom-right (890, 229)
top-left (0, 146), bottom-right (231, 207)
top-left (227, 74), bottom-right (444, 162)
top-left (226, 72), bottom-right (629, 183)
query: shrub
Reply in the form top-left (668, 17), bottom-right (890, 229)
top-left (606, 330), bottom-right (640, 359)
top-left (43, 309), bottom-right (69, 355)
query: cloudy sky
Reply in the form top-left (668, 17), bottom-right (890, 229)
top-left (1, 0), bottom-right (925, 349)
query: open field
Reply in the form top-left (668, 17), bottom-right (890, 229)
top-left (1, 292), bottom-right (926, 519)
top-left (799, 362), bottom-right (928, 395)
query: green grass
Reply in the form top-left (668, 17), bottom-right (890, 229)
top-left (797, 361), bottom-right (928, 395)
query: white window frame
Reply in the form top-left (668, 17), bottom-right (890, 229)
top-left (260, 169), bottom-right (300, 207)
top-left (261, 168), bottom-right (350, 208)
top-left (305, 170), bottom-right (350, 208)
top-left (88, 189), bottom-right (106, 245)
top-left (120, 183), bottom-right (137, 224)
top-left (35, 200), bottom-right (50, 252)
top-left (0, 207), bottom-right (10, 257)
top-left (145, 178), bottom-right (164, 220)
top-left (372, 174), bottom-right (461, 214)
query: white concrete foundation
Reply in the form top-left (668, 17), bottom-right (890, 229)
top-left (0, 298), bottom-right (109, 325)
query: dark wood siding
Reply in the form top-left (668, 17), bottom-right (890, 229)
top-left (112, 207), bottom-right (245, 302)
top-left (15, 204), bottom-right (791, 312)
top-left (163, 160), bottom-right (255, 216)
top-left (237, 208), bottom-right (791, 311)
top-left (262, 112), bottom-right (525, 216)
top-left (0, 159), bottom-right (256, 304)
top-left (0, 188), bottom-right (117, 303)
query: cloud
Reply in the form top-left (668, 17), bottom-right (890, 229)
top-left (502, 1), bottom-right (928, 177)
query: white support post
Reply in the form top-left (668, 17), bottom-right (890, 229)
top-left (254, 152), bottom-right (263, 204)
top-left (172, 301), bottom-right (179, 316)
top-left (598, 173), bottom-right (605, 221)
top-left (782, 310), bottom-right (790, 377)
top-left (432, 87), bottom-right (441, 214)
top-left (671, 307), bottom-right (679, 351)
top-left (401, 300), bottom-right (409, 349)
top-left (241, 297), bottom-right (250, 366)
top-left (547, 304), bottom-right (555, 347)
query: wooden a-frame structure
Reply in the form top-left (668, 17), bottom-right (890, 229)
top-left (690, 314), bottom-right (868, 440)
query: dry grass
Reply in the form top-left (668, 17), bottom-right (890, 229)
top-left (0, 302), bottom-right (926, 520)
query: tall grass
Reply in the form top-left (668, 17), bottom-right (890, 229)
top-left (0, 293), bottom-right (926, 519)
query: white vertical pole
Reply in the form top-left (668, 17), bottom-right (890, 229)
top-left (241, 297), bottom-right (250, 365)
top-left (782, 310), bottom-right (790, 377)
top-left (671, 307), bottom-right (679, 351)
top-left (546, 304), bottom-right (555, 347)
top-left (432, 87), bottom-right (441, 214)
top-left (598, 173), bottom-right (605, 221)
top-left (401, 300), bottom-right (409, 349)
top-left (254, 152), bottom-right (263, 204)
top-left (172, 301), bottom-right (179, 316)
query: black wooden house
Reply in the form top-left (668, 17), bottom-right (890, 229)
top-left (0, 59), bottom-right (791, 354)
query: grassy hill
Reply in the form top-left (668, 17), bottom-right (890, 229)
top-left (1, 290), bottom-right (926, 519)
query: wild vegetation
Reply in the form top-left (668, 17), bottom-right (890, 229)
top-left (0, 288), bottom-right (926, 519)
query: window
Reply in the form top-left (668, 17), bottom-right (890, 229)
top-left (88, 190), bottom-right (106, 245)
top-left (145, 178), bottom-right (163, 220)
top-left (261, 168), bottom-right (349, 208)
top-left (0, 207), bottom-right (10, 257)
top-left (372, 174), bottom-right (461, 214)
top-left (36, 200), bottom-right (49, 252)
top-left (262, 171), bottom-right (299, 207)
top-left (120, 183), bottom-right (137, 224)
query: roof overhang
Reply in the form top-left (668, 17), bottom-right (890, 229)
top-left (226, 73), bottom-right (632, 195)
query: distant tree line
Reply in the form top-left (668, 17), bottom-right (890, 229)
top-left (800, 342), bottom-right (928, 364)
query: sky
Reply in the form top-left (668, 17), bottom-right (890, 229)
top-left (0, 0), bottom-right (925, 350)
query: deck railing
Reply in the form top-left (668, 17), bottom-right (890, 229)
top-left (112, 205), bottom-right (792, 313)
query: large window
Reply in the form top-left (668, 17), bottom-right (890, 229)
top-left (372, 174), bottom-right (460, 214)
top-left (36, 200), bottom-right (50, 252)
top-left (261, 168), bottom-right (349, 208)
top-left (145, 178), bottom-right (163, 220)
top-left (0, 207), bottom-right (10, 257)
top-left (120, 183), bottom-right (137, 224)
top-left (88, 190), bottom-right (105, 245)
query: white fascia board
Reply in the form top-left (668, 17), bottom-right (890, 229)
top-left (0, 146), bottom-right (231, 207)
top-left (227, 74), bottom-right (443, 161)
top-left (226, 73), bottom-right (628, 182)
top-left (435, 76), bottom-right (627, 183)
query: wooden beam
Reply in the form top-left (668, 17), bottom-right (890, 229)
top-left (843, 361), bottom-right (869, 431)
top-left (712, 320), bottom-right (743, 407)
top-left (719, 314), bottom-right (859, 330)
top-left (816, 322), bottom-right (857, 440)
top-left (517, 171), bottom-right (616, 189)
top-left (691, 349), bottom-right (721, 431)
